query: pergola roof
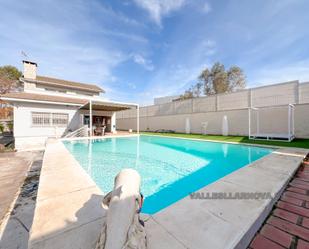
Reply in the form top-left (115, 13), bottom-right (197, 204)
top-left (80, 100), bottom-right (137, 111)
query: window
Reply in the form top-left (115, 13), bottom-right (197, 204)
top-left (52, 113), bottom-right (68, 126)
top-left (32, 112), bottom-right (68, 127)
top-left (32, 112), bottom-right (51, 126)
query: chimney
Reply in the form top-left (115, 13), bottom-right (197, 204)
top-left (23, 60), bottom-right (37, 79)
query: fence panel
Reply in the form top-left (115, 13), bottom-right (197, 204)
top-left (116, 111), bottom-right (123, 119)
top-left (174, 99), bottom-right (192, 114)
top-left (158, 102), bottom-right (175, 115)
top-left (192, 96), bottom-right (216, 113)
top-left (299, 82), bottom-right (309, 104)
top-left (121, 109), bottom-right (131, 119)
top-left (146, 105), bottom-right (160, 116)
top-left (139, 107), bottom-right (148, 117)
top-left (251, 81), bottom-right (298, 107)
top-left (217, 90), bottom-right (249, 110)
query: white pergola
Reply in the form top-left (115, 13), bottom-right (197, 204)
top-left (248, 104), bottom-right (295, 142)
top-left (80, 99), bottom-right (139, 136)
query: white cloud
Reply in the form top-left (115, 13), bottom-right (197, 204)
top-left (99, 29), bottom-right (148, 43)
top-left (202, 2), bottom-right (211, 13)
top-left (132, 54), bottom-right (154, 71)
top-left (201, 39), bottom-right (216, 56)
top-left (132, 0), bottom-right (186, 26)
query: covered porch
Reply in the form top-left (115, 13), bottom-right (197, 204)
top-left (79, 100), bottom-right (139, 136)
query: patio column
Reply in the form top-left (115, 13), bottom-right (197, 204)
top-left (248, 108), bottom-right (251, 138)
top-left (89, 100), bottom-right (92, 137)
top-left (111, 112), bottom-right (116, 134)
top-left (137, 105), bottom-right (140, 134)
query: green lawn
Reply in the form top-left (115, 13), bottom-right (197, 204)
top-left (141, 132), bottom-right (309, 149)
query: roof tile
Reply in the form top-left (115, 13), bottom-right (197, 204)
top-left (23, 75), bottom-right (104, 93)
top-left (0, 92), bottom-right (88, 105)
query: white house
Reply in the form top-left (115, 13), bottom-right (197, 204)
top-left (0, 61), bottom-right (138, 150)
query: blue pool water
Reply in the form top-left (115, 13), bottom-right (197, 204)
top-left (63, 135), bottom-right (273, 214)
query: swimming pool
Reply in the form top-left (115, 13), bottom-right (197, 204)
top-left (63, 135), bottom-right (273, 214)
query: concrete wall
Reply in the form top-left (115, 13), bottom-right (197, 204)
top-left (117, 81), bottom-right (309, 138)
top-left (118, 109), bottom-right (249, 136)
top-left (299, 82), bottom-right (309, 104)
top-left (251, 81), bottom-right (298, 107)
top-left (294, 104), bottom-right (309, 138)
top-left (117, 104), bottom-right (309, 138)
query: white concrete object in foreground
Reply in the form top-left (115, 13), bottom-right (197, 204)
top-left (0, 61), bottom-right (139, 150)
top-left (95, 169), bottom-right (146, 249)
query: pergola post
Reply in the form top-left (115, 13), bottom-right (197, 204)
top-left (248, 108), bottom-right (251, 139)
top-left (89, 100), bottom-right (93, 137)
top-left (137, 105), bottom-right (140, 134)
top-left (257, 109), bottom-right (260, 135)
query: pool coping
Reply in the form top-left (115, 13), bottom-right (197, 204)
top-left (28, 135), bottom-right (309, 249)
top-left (140, 133), bottom-right (306, 150)
top-left (60, 133), bottom-right (139, 142)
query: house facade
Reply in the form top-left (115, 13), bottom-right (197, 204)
top-left (0, 61), bottom-right (138, 150)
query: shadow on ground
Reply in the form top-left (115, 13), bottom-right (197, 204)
top-left (0, 152), bottom-right (43, 249)
top-left (28, 193), bottom-right (106, 249)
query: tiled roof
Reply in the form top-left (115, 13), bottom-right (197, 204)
top-left (23, 75), bottom-right (104, 93)
top-left (0, 92), bottom-right (88, 105)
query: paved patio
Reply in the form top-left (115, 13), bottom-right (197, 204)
top-left (0, 151), bottom-right (43, 249)
top-left (0, 151), bottom-right (35, 223)
top-left (248, 157), bottom-right (309, 249)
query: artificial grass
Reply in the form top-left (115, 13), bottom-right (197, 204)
top-left (141, 132), bottom-right (309, 149)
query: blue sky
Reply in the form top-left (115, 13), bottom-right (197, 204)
top-left (1, 0), bottom-right (309, 105)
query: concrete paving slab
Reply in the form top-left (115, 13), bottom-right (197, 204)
top-left (30, 186), bottom-right (105, 244)
top-left (221, 164), bottom-right (293, 197)
top-left (0, 218), bottom-right (28, 249)
top-left (145, 217), bottom-right (187, 249)
top-left (40, 147), bottom-right (89, 175)
top-left (0, 152), bottom-right (43, 249)
top-left (29, 218), bottom-right (104, 249)
top-left (152, 199), bottom-right (235, 249)
top-left (37, 166), bottom-right (96, 201)
top-left (13, 202), bottom-right (36, 231)
top-left (247, 149), bottom-right (306, 176)
top-left (0, 151), bottom-right (36, 223)
top-left (195, 181), bottom-right (266, 225)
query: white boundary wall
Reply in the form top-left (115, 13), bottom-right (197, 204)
top-left (117, 81), bottom-right (309, 138)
